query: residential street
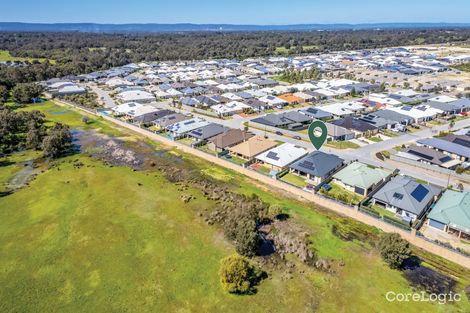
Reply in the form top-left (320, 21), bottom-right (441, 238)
top-left (87, 83), bottom-right (117, 108)
top-left (89, 84), bottom-right (470, 189)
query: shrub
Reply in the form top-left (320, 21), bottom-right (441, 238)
top-left (267, 204), bottom-right (283, 220)
top-left (81, 116), bottom-right (90, 124)
top-left (378, 233), bottom-right (411, 269)
top-left (219, 254), bottom-right (255, 294)
top-left (455, 166), bottom-right (465, 174)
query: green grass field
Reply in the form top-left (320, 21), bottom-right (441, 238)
top-left (19, 101), bottom-right (121, 136)
top-left (275, 45), bottom-right (319, 55)
top-left (1, 101), bottom-right (470, 312)
top-left (0, 50), bottom-right (55, 64)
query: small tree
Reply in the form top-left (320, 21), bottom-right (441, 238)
top-left (219, 254), bottom-right (255, 294)
top-left (378, 233), bottom-right (411, 269)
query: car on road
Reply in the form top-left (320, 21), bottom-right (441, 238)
top-left (293, 135), bottom-right (301, 140)
top-left (275, 131), bottom-right (283, 135)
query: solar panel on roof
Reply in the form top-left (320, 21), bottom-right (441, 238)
top-left (266, 151), bottom-right (280, 161)
top-left (453, 138), bottom-right (470, 148)
top-left (411, 185), bottom-right (429, 202)
top-left (439, 156), bottom-right (452, 163)
top-left (408, 150), bottom-right (434, 161)
top-left (301, 161), bottom-right (316, 170)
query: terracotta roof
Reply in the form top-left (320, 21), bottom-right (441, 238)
top-left (228, 136), bottom-right (277, 158)
top-left (277, 93), bottom-right (303, 103)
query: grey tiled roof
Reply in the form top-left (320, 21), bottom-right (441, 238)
top-left (373, 175), bottom-right (442, 216)
top-left (289, 151), bottom-right (343, 178)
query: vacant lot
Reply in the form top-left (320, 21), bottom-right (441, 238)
top-left (0, 101), bottom-right (469, 312)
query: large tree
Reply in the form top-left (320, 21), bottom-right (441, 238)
top-left (0, 108), bottom-right (45, 154)
top-left (12, 83), bottom-right (43, 104)
top-left (41, 123), bottom-right (72, 158)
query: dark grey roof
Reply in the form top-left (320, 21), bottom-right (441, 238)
top-left (252, 114), bottom-right (291, 127)
top-left (153, 113), bottom-right (189, 128)
top-left (289, 151), bottom-right (344, 178)
top-left (249, 78), bottom-right (278, 86)
top-left (187, 123), bottom-right (228, 140)
top-left (427, 101), bottom-right (461, 113)
top-left (359, 114), bottom-right (396, 129)
top-left (325, 123), bottom-right (355, 137)
top-left (440, 134), bottom-right (470, 148)
top-left (371, 109), bottom-right (414, 124)
top-left (243, 99), bottom-right (267, 108)
top-left (195, 95), bottom-right (220, 106)
top-left (372, 176), bottom-right (442, 216)
top-left (331, 116), bottom-right (378, 132)
top-left (283, 111), bottom-right (313, 123)
top-left (252, 111), bottom-right (312, 127)
top-left (418, 138), bottom-right (470, 159)
top-left (388, 94), bottom-right (417, 104)
top-left (134, 109), bottom-right (173, 123)
top-left (403, 145), bottom-right (453, 165)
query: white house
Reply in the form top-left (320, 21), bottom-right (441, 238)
top-left (255, 143), bottom-right (308, 171)
top-left (117, 90), bottom-right (155, 103)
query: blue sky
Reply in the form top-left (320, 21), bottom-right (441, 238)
top-left (2, 0), bottom-right (470, 24)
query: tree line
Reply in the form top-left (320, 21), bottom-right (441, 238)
top-left (0, 106), bottom-right (72, 158)
top-left (1, 28), bottom-right (470, 90)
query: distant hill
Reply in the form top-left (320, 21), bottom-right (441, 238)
top-left (1, 22), bottom-right (470, 32)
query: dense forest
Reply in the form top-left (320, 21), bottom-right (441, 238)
top-left (1, 28), bottom-right (470, 89)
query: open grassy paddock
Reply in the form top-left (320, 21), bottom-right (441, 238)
top-left (1, 101), bottom-right (469, 312)
top-left (0, 50), bottom-right (55, 64)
